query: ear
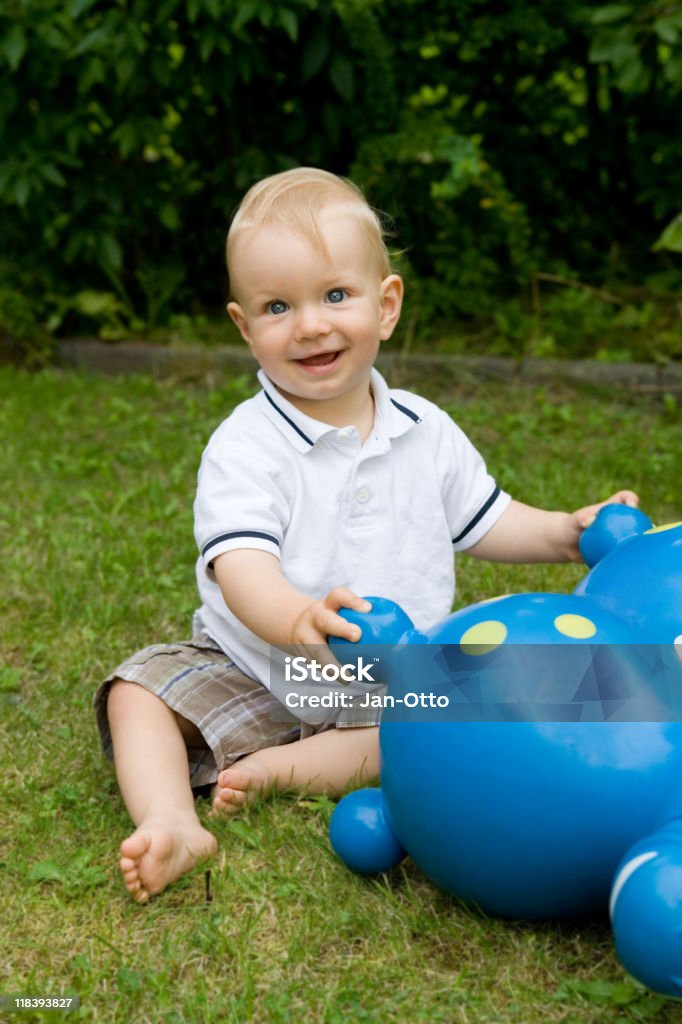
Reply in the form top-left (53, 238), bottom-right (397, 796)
top-left (226, 301), bottom-right (253, 346)
top-left (378, 275), bottom-right (404, 341)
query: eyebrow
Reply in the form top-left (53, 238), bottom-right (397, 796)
top-left (249, 273), bottom-right (363, 301)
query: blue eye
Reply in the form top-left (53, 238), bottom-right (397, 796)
top-left (268, 300), bottom-right (288, 315)
top-left (326, 289), bottom-right (346, 304)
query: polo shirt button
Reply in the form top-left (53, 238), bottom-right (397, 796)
top-left (355, 487), bottom-right (370, 503)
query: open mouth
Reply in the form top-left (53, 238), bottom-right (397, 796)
top-left (296, 351), bottom-right (341, 368)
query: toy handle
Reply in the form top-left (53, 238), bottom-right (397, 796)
top-left (327, 596), bottom-right (416, 649)
top-left (579, 505), bottom-right (652, 568)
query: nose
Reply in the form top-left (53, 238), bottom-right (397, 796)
top-left (293, 303), bottom-right (331, 342)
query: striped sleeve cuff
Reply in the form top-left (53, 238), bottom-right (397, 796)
top-left (452, 487), bottom-right (511, 550)
top-left (200, 530), bottom-right (281, 572)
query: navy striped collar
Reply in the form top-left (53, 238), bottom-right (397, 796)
top-left (262, 390), bottom-right (315, 447)
top-left (257, 368), bottom-right (421, 451)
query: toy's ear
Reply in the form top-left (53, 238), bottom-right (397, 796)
top-left (579, 505), bottom-right (653, 568)
top-left (328, 597), bottom-right (415, 648)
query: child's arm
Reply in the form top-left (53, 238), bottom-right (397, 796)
top-left (213, 549), bottom-right (370, 645)
top-left (466, 490), bottom-right (639, 564)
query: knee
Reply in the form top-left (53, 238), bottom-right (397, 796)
top-left (107, 678), bottom-right (147, 717)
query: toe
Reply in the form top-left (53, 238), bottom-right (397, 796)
top-left (120, 831), bottom-right (149, 860)
top-left (218, 767), bottom-right (248, 789)
top-left (209, 788), bottom-right (244, 818)
top-left (223, 786), bottom-right (247, 806)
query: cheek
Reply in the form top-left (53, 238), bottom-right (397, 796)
top-left (347, 309), bottom-right (381, 339)
top-left (250, 323), bottom-right (288, 354)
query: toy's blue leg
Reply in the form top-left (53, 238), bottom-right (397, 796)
top-left (610, 818), bottom-right (682, 996)
top-left (329, 788), bottom-right (406, 875)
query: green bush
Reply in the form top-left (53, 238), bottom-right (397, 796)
top-left (1, 0), bottom-right (680, 351)
top-left (1, 0), bottom-right (375, 332)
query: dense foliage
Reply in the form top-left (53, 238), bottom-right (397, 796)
top-left (1, 0), bottom-right (681, 355)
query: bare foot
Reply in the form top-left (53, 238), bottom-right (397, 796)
top-left (209, 761), bottom-right (275, 818)
top-left (119, 817), bottom-right (217, 903)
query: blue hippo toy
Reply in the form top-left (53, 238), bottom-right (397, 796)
top-left (329, 507), bottom-right (682, 996)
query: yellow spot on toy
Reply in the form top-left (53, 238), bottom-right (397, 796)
top-left (460, 620), bottom-right (508, 655)
top-left (644, 522), bottom-right (682, 534)
top-left (554, 613), bottom-right (597, 639)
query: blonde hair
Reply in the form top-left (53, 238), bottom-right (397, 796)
top-left (226, 167), bottom-right (393, 284)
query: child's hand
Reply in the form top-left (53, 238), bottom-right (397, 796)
top-left (292, 589), bottom-right (372, 645)
top-left (566, 490), bottom-right (639, 562)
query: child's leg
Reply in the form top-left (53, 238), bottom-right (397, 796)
top-left (107, 679), bottom-right (217, 902)
top-left (211, 725), bottom-right (378, 816)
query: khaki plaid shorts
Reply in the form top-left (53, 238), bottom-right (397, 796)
top-left (94, 635), bottom-right (380, 788)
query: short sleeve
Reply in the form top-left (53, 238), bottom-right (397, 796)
top-left (193, 444), bottom-right (289, 577)
top-left (428, 409), bottom-right (511, 551)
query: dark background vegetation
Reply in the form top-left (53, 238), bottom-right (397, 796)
top-left (1, 0), bottom-right (681, 360)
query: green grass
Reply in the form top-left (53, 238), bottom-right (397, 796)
top-left (1, 365), bottom-right (681, 1023)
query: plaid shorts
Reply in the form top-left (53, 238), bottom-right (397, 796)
top-left (94, 635), bottom-right (380, 788)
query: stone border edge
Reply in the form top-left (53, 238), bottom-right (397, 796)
top-left (56, 340), bottom-right (682, 393)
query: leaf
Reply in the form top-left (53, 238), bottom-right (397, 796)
top-left (2, 24), bottom-right (27, 71)
top-left (115, 54), bottom-right (137, 87)
top-left (28, 861), bottom-right (66, 884)
top-left (615, 57), bottom-right (649, 92)
top-left (590, 4), bottom-right (633, 25)
top-left (97, 233), bottom-right (123, 273)
top-left (258, 5), bottom-right (272, 28)
top-left (329, 52), bottom-right (354, 101)
top-left (233, 0), bottom-right (257, 32)
top-left (70, 0), bottom-right (100, 17)
top-left (14, 177), bottom-right (30, 207)
top-left (589, 30), bottom-right (636, 65)
top-left (64, 230), bottom-right (83, 262)
top-left (35, 23), bottom-right (70, 52)
top-left (199, 33), bottom-right (215, 62)
top-left (278, 8), bottom-right (298, 43)
top-left (40, 163), bottom-right (66, 188)
top-left (112, 122), bottom-right (137, 158)
top-left (77, 56), bottom-right (106, 93)
top-left (72, 290), bottom-right (122, 316)
top-left (653, 213), bottom-right (682, 253)
top-left (226, 819), bottom-right (261, 848)
top-left (556, 977), bottom-right (670, 1018)
top-left (0, 666), bottom-right (21, 692)
top-left (71, 26), bottom-right (110, 58)
top-left (302, 23), bottom-right (330, 81)
top-left (663, 52), bottom-right (682, 88)
top-left (654, 17), bottom-right (679, 44)
top-left (159, 202), bottom-right (180, 230)
top-left (117, 967), bottom-right (143, 993)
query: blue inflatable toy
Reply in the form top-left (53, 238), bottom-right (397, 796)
top-left (329, 508), bottom-right (682, 996)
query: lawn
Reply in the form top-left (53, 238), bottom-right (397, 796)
top-left (1, 364), bottom-right (681, 1023)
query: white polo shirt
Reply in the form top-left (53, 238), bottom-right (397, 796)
top-left (193, 368), bottom-right (510, 698)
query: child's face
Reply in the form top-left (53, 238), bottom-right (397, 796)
top-left (227, 205), bottom-right (403, 421)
